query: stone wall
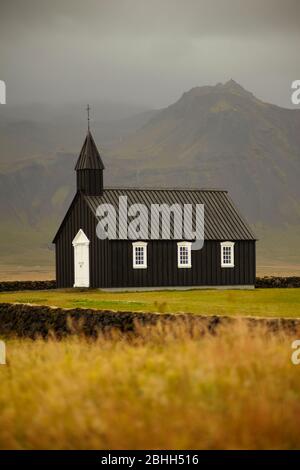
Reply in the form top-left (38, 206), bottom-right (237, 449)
top-left (0, 281), bottom-right (56, 292)
top-left (0, 303), bottom-right (299, 339)
top-left (255, 277), bottom-right (300, 288)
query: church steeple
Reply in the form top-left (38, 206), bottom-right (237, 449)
top-left (75, 106), bottom-right (104, 195)
top-left (75, 130), bottom-right (105, 172)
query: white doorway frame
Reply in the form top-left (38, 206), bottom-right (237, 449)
top-left (72, 229), bottom-right (90, 287)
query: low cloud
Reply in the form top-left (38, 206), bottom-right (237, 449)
top-left (0, 0), bottom-right (299, 108)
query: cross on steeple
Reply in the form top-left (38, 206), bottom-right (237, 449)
top-left (86, 104), bottom-right (91, 132)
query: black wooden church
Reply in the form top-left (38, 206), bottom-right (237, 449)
top-left (53, 127), bottom-right (256, 289)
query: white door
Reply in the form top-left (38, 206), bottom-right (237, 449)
top-left (72, 229), bottom-right (90, 287)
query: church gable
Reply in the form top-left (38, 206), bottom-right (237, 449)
top-left (52, 192), bottom-right (95, 243)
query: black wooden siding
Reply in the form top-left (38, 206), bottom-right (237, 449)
top-left (77, 170), bottom-right (103, 196)
top-left (55, 194), bottom-right (255, 288)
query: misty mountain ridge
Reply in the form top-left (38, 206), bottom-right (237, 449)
top-left (0, 100), bottom-right (156, 171)
top-left (0, 80), bottom-right (300, 267)
top-left (110, 79), bottom-right (300, 225)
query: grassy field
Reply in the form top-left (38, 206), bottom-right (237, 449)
top-left (1, 322), bottom-right (300, 449)
top-left (1, 288), bottom-right (300, 318)
top-left (1, 289), bottom-right (300, 449)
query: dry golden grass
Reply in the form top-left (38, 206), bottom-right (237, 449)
top-left (1, 322), bottom-right (300, 450)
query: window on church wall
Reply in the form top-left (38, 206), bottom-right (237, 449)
top-left (221, 241), bottom-right (235, 268)
top-left (177, 242), bottom-right (192, 268)
top-left (132, 242), bottom-right (148, 269)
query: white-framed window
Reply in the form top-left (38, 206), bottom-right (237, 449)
top-left (132, 241), bottom-right (147, 269)
top-left (177, 241), bottom-right (192, 268)
top-left (221, 241), bottom-right (235, 268)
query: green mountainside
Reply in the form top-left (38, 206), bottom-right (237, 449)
top-left (0, 81), bottom-right (300, 274)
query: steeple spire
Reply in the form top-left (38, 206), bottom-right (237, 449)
top-left (75, 108), bottom-right (105, 195)
top-left (75, 131), bottom-right (105, 171)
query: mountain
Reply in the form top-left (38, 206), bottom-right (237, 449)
top-left (1, 81), bottom-right (300, 274)
top-left (0, 101), bottom-right (156, 171)
top-left (109, 79), bottom-right (300, 227)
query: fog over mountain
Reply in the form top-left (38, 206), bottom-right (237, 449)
top-left (0, 0), bottom-right (299, 108)
top-left (0, 81), bottom-right (300, 268)
top-left (109, 80), bottom-right (300, 226)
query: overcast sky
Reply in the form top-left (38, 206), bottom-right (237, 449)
top-left (0, 0), bottom-right (299, 109)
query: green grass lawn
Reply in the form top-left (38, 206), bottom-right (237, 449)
top-left (0, 288), bottom-right (300, 318)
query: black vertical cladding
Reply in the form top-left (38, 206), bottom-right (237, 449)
top-left (55, 195), bottom-right (256, 287)
top-left (77, 170), bottom-right (103, 196)
top-left (106, 239), bottom-right (255, 288)
top-left (55, 194), bottom-right (256, 288)
top-left (55, 194), bottom-right (97, 288)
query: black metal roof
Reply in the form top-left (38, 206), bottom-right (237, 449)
top-left (75, 131), bottom-right (105, 170)
top-left (84, 188), bottom-right (256, 240)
